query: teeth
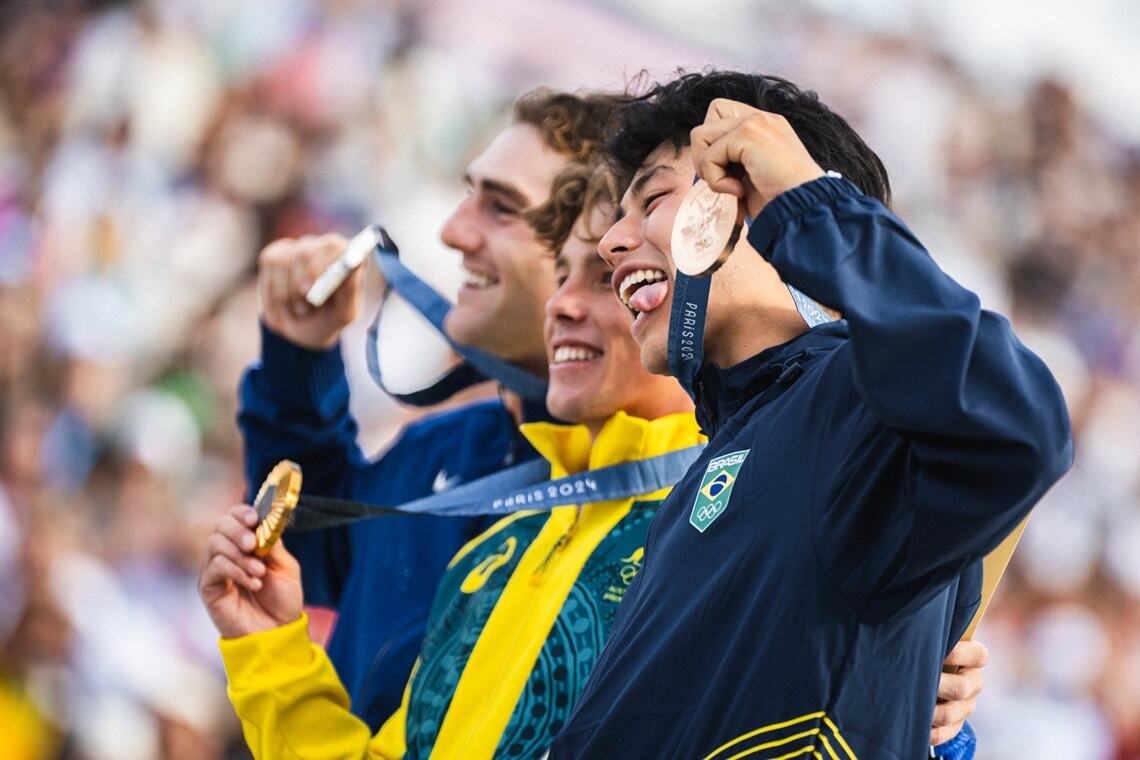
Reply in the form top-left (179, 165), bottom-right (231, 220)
top-left (618, 269), bottom-right (667, 312)
top-left (461, 267), bottom-right (498, 289)
top-left (552, 346), bottom-right (601, 364)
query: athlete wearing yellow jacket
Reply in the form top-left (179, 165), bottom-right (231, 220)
top-left (219, 410), bottom-right (702, 760)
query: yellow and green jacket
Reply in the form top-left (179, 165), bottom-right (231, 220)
top-left (220, 410), bottom-right (703, 760)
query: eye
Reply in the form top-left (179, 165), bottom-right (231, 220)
top-left (489, 199), bottom-right (520, 217)
top-left (643, 190), bottom-right (669, 213)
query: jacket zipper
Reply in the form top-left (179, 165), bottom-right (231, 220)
top-left (530, 505), bottom-right (581, 584)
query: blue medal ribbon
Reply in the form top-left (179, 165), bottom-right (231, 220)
top-left (364, 226), bottom-right (549, 403)
top-left (667, 185), bottom-right (836, 397)
top-left (289, 443), bottom-right (705, 530)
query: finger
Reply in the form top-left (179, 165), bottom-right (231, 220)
top-left (932, 696), bottom-right (975, 729)
top-left (203, 553), bottom-right (263, 594)
top-left (301, 233), bottom-right (350, 293)
top-left (265, 536), bottom-right (300, 575)
top-left (326, 262), bottom-right (365, 319)
top-left (215, 510), bottom-right (259, 555)
top-left (231, 503), bottom-right (259, 527)
top-left (690, 115), bottom-right (748, 156)
top-left (693, 130), bottom-right (748, 198)
top-left (930, 721), bottom-right (965, 747)
top-left (706, 97), bottom-right (761, 123)
top-left (943, 639), bottom-right (989, 670)
top-left (936, 669), bottom-right (982, 702)
top-left (207, 532), bottom-right (267, 578)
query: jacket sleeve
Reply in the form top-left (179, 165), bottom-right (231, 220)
top-left (747, 176), bottom-right (1073, 595)
top-left (237, 324), bottom-right (367, 607)
top-left (219, 615), bottom-right (405, 760)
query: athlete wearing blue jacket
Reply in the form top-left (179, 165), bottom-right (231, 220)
top-left (237, 89), bottom-right (619, 728)
top-left (554, 73), bottom-right (1071, 759)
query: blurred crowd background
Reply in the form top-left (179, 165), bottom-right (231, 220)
top-left (0, 1), bottom-right (1137, 758)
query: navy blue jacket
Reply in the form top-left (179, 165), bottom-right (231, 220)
top-left (552, 177), bottom-right (1073, 759)
top-left (239, 326), bottom-right (536, 729)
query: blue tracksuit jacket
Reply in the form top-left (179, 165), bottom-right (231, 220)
top-left (552, 176), bottom-right (1073, 759)
top-left (238, 326), bottom-right (539, 729)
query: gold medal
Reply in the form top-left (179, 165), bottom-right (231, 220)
top-left (252, 460), bottom-right (302, 556)
top-left (671, 179), bottom-right (743, 277)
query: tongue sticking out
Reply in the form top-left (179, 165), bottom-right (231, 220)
top-left (624, 281), bottom-right (665, 314)
top-left (629, 280), bottom-right (668, 314)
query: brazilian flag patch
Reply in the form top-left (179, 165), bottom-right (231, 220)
top-left (689, 449), bottom-right (749, 533)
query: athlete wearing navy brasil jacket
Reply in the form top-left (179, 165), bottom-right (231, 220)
top-left (552, 79), bottom-right (1072, 759)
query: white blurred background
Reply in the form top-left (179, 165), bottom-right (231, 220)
top-left (0, 1), bottom-right (1137, 758)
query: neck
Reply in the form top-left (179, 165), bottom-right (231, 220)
top-left (501, 391), bottom-right (525, 427)
top-left (704, 303), bottom-right (805, 369)
top-left (700, 245), bottom-right (807, 369)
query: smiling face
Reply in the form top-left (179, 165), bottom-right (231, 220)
top-left (545, 205), bottom-right (692, 432)
top-left (599, 144), bottom-right (692, 375)
top-left (600, 143), bottom-right (806, 375)
top-left (440, 123), bottom-right (568, 370)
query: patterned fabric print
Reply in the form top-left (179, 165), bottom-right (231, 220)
top-left (405, 513), bottom-right (547, 758)
top-left (493, 504), bottom-right (660, 759)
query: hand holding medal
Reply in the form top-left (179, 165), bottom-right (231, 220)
top-left (198, 462), bottom-right (305, 639)
top-left (673, 99), bottom-right (825, 276)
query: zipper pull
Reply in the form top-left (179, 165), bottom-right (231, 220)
top-left (530, 507), bottom-right (581, 584)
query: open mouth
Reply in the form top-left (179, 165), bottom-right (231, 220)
top-left (461, 265), bottom-right (499, 289)
top-left (551, 344), bottom-right (602, 365)
top-left (618, 269), bottom-right (669, 319)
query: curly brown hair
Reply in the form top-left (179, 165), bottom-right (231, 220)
top-left (525, 160), bottom-right (619, 251)
top-left (512, 89), bottom-right (622, 162)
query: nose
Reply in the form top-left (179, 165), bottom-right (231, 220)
top-left (545, 275), bottom-right (586, 326)
top-left (440, 196), bottom-right (482, 254)
top-left (598, 214), bottom-right (639, 268)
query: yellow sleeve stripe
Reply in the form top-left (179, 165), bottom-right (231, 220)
top-left (702, 712), bottom-right (856, 760)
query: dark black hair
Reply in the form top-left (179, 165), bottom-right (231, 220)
top-left (606, 71), bottom-right (892, 207)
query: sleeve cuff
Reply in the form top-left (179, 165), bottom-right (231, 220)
top-left (256, 322), bottom-right (349, 409)
top-left (746, 175), bottom-right (860, 256)
top-left (219, 613), bottom-right (314, 687)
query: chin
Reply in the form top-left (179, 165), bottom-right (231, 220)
top-left (445, 308), bottom-right (497, 353)
top-left (546, 397), bottom-right (585, 425)
top-left (640, 337), bottom-right (671, 376)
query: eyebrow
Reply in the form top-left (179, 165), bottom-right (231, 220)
top-left (464, 173), bottom-right (531, 208)
top-left (628, 163), bottom-right (675, 203)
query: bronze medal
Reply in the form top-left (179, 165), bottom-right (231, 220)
top-left (252, 460), bottom-right (302, 556)
top-left (671, 179), bottom-right (742, 277)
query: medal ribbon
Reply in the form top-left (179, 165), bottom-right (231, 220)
top-left (364, 226), bottom-right (549, 404)
top-left (667, 182), bottom-right (836, 396)
top-left (288, 443), bottom-right (705, 530)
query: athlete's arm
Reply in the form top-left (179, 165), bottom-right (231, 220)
top-left (692, 99), bottom-right (1071, 592)
top-left (199, 505), bottom-right (405, 760)
top-left (238, 234), bottom-right (369, 607)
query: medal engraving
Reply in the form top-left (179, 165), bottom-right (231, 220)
top-left (252, 460), bottom-right (302, 556)
top-left (671, 179), bottom-right (742, 276)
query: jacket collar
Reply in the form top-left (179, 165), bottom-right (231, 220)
top-left (693, 320), bottom-right (849, 435)
top-left (520, 411), bottom-right (704, 478)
